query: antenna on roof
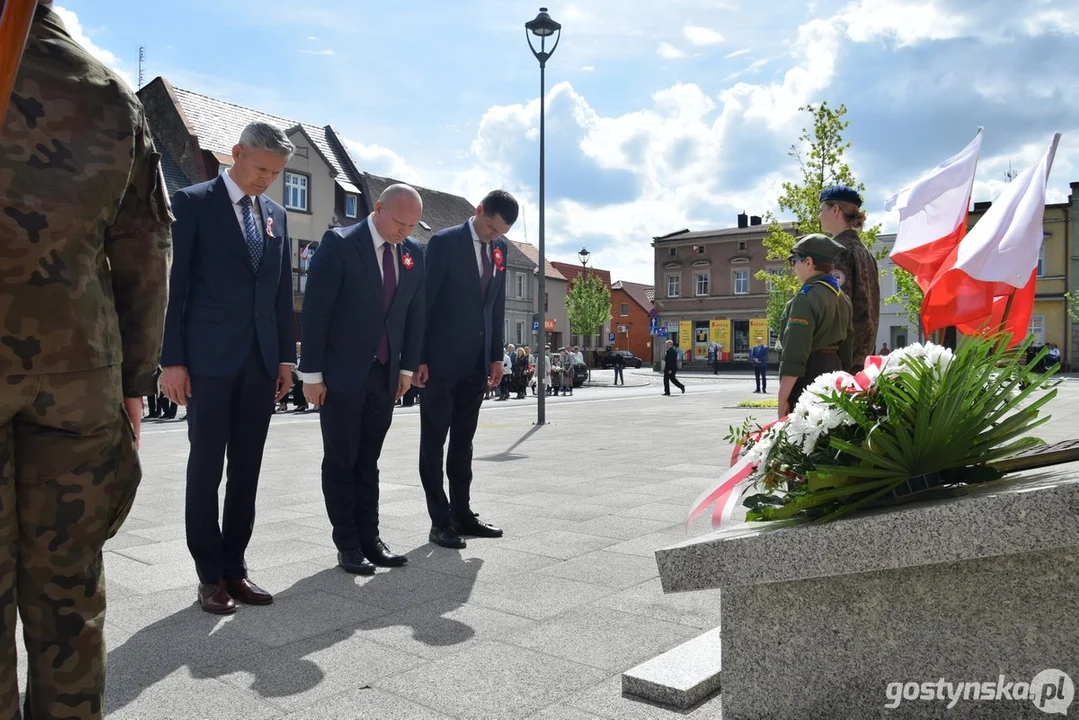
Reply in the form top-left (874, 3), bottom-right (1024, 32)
top-left (138, 46), bottom-right (145, 88)
top-left (1005, 161), bottom-right (1017, 183)
top-left (522, 199), bottom-right (529, 243)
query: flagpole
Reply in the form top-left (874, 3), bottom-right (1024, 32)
top-left (995, 293), bottom-right (1017, 352)
top-left (0, 0), bottom-right (38, 126)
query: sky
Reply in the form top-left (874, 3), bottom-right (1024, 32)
top-left (53, 0), bottom-right (1079, 284)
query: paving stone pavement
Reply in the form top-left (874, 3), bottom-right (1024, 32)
top-left (14, 370), bottom-right (1079, 719)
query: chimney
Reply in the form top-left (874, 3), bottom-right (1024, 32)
top-left (737, 212), bottom-right (748, 229)
top-left (750, 215), bottom-right (762, 226)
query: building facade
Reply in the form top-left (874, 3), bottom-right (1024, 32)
top-left (875, 234), bottom-right (915, 352)
top-left (610, 280), bottom-right (655, 362)
top-left (969, 192), bottom-right (1074, 368)
top-left (652, 214), bottom-right (786, 367)
top-left (511, 241), bottom-right (569, 351)
top-left (502, 242), bottom-right (539, 349)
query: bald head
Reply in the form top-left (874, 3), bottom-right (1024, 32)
top-left (372, 183), bottom-right (422, 244)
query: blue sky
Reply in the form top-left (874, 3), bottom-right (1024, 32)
top-left (56, 0), bottom-right (1079, 283)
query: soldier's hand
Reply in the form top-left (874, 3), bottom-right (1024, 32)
top-left (396, 373), bottom-right (413, 400)
top-left (124, 397), bottom-right (143, 449)
top-left (304, 382), bottom-right (327, 409)
top-left (413, 364), bottom-right (429, 388)
top-left (275, 364), bottom-right (293, 402)
top-left (160, 366), bottom-right (192, 406)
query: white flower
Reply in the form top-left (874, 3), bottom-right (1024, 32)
top-left (880, 342), bottom-right (954, 379)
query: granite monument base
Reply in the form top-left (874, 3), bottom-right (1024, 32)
top-left (656, 466), bottom-right (1079, 719)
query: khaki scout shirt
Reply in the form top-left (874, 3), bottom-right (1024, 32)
top-left (831, 229), bottom-right (880, 367)
top-left (778, 274), bottom-right (854, 378)
top-left (0, 4), bottom-right (172, 397)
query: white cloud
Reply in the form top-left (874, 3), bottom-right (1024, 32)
top-left (581, 65), bottom-right (595, 72)
top-left (839, 0), bottom-right (970, 47)
top-left (657, 42), bottom-right (687, 60)
top-left (343, 139), bottom-right (420, 183)
top-left (300, 49), bottom-right (335, 56)
top-left (724, 47), bottom-right (751, 59)
top-left (53, 6), bottom-right (135, 89)
top-left (683, 25), bottom-right (725, 46)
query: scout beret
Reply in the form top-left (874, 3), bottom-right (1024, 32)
top-left (792, 233), bottom-right (845, 263)
top-left (820, 185), bottom-right (863, 207)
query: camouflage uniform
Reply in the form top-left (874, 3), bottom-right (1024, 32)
top-left (831, 228), bottom-right (880, 370)
top-left (0, 5), bottom-right (171, 718)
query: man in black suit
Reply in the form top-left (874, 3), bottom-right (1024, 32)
top-left (299, 184), bottom-right (425, 575)
top-left (663, 339), bottom-right (686, 396)
top-left (413, 190), bottom-right (518, 549)
top-left (160, 123), bottom-right (296, 614)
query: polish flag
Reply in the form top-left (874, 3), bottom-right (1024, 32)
top-left (921, 133), bottom-right (1061, 343)
top-left (884, 128), bottom-right (982, 292)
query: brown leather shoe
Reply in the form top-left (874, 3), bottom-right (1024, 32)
top-left (197, 582), bottom-right (236, 615)
top-left (224, 578), bottom-right (273, 605)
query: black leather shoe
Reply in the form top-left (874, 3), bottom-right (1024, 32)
top-left (429, 526), bottom-right (466, 549)
top-left (450, 517), bottom-right (504, 538)
top-left (362, 538), bottom-right (408, 567)
top-left (338, 548), bottom-right (376, 575)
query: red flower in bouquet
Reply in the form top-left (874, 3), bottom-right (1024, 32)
top-left (493, 247), bottom-right (505, 272)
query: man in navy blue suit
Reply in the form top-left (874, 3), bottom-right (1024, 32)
top-left (160, 123), bottom-right (296, 614)
top-left (299, 184), bottom-right (425, 575)
top-left (413, 190), bottom-right (518, 549)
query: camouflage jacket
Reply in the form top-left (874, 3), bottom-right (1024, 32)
top-left (831, 229), bottom-right (880, 368)
top-left (0, 4), bottom-right (172, 396)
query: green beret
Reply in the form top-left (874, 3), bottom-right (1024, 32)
top-left (792, 233), bottom-right (844, 263)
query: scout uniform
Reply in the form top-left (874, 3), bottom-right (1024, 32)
top-left (819, 185), bottom-right (880, 370)
top-left (0, 5), bottom-right (172, 717)
top-left (779, 234), bottom-right (854, 409)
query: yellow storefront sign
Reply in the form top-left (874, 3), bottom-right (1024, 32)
top-left (679, 320), bottom-right (693, 359)
top-left (710, 319), bottom-right (731, 358)
top-left (749, 318), bottom-right (769, 345)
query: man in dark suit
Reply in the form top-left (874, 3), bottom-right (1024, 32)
top-left (413, 190), bottom-right (518, 549)
top-left (663, 340), bottom-right (686, 396)
top-left (299, 184), bottom-right (425, 575)
top-left (160, 123), bottom-right (296, 614)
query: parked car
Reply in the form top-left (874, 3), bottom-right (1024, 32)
top-left (601, 350), bottom-right (643, 369)
top-left (571, 362), bottom-right (588, 388)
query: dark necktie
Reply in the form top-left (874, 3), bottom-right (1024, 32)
top-left (377, 242), bottom-right (396, 364)
top-left (480, 242), bottom-right (492, 295)
top-left (238, 196), bottom-right (263, 271)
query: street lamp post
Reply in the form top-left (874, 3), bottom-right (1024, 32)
top-left (578, 246), bottom-right (592, 381)
top-left (526, 6), bottom-right (561, 426)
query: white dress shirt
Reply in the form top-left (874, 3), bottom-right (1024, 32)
top-left (468, 217), bottom-right (491, 278)
top-left (301, 215), bottom-right (411, 384)
top-left (222, 168), bottom-right (263, 235)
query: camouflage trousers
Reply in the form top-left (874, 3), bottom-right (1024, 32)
top-left (0, 365), bottom-right (141, 720)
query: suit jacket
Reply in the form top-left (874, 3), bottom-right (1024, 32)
top-left (420, 224), bottom-right (506, 381)
top-left (299, 220), bottom-right (425, 394)
top-left (664, 347), bottom-right (679, 371)
top-left (161, 175), bottom-right (296, 378)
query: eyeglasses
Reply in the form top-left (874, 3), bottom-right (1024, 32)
top-left (787, 254), bottom-right (806, 267)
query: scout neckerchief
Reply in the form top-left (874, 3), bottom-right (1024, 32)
top-left (799, 274), bottom-right (841, 296)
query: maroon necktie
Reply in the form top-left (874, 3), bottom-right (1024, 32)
top-left (376, 242), bottom-right (396, 364)
top-left (480, 243), bottom-right (492, 295)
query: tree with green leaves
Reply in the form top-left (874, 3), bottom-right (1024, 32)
top-left (565, 271), bottom-right (612, 377)
top-left (886, 267), bottom-right (925, 342)
top-left (755, 102), bottom-right (883, 335)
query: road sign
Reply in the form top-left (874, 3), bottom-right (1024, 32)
top-left (649, 317), bottom-right (658, 329)
top-left (650, 328), bottom-right (668, 338)
top-left (608, 332), bottom-right (616, 342)
top-left (650, 307), bottom-right (658, 319)
top-left (666, 321), bottom-right (679, 332)
top-left (533, 320), bottom-right (540, 331)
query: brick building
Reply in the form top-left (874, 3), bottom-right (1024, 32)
top-left (610, 280), bottom-right (655, 362)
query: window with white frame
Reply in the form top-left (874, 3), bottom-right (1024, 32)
top-left (1037, 245), bottom-right (1046, 277)
top-left (515, 320), bottom-right (525, 345)
top-left (620, 303), bottom-right (629, 316)
top-left (734, 269), bottom-right (749, 295)
top-left (1028, 315), bottom-right (1045, 346)
top-left (284, 172), bottom-right (309, 211)
top-left (667, 274), bottom-right (681, 298)
top-left (694, 272), bottom-right (710, 297)
top-left (766, 268), bottom-right (784, 290)
top-left (515, 272), bottom-right (526, 298)
top-left (344, 194), bottom-right (358, 218)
